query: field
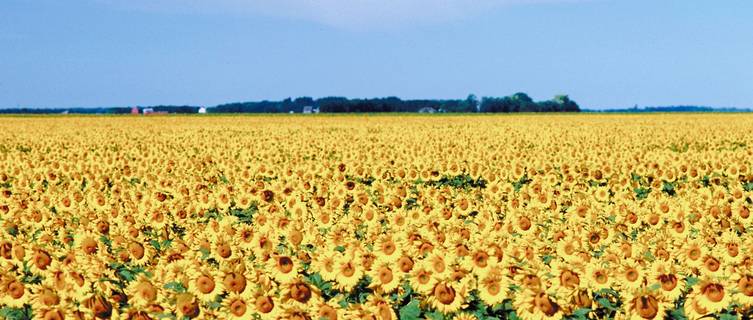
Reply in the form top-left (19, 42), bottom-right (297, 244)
top-left (0, 114), bottom-right (752, 320)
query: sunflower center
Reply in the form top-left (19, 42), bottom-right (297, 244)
top-left (589, 233), bottom-right (600, 245)
top-left (704, 257), bottom-right (720, 272)
top-left (625, 269), bottom-right (639, 282)
top-left (217, 243), bottom-right (232, 259)
top-left (658, 274), bottom-right (678, 291)
top-left (560, 270), bottom-right (580, 288)
top-left (518, 217), bottom-right (531, 231)
top-left (82, 238), bottom-right (98, 254)
top-left (196, 275), bottom-right (215, 294)
top-left (42, 310), bottom-right (65, 320)
top-left (318, 305), bottom-right (337, 320)
top-left (290, 283), bottom-right (312, 303)
top-left (341, 262), bottom-right (356, 277)
top-left (433, 283), bottom-right (456, 305)
top-left (486, 282), bottom-right (501, 295)
top-left (229, 299), bottom-right (247, 316)
top-left (594, 271), bottom-right (608, 284)
top-left (534, 292), bottom-right (559, 316)
top-left (379, 267), bottom-right (393, 284)
top-left (7, 281), bottom-right (24, 299)
top-left (737, 276), bottom-right (753, 296)
top-left (129, 243), bottom-right (145, 259)
top-left (633, 295), bottom-right (659, 319)
top-left (277, 256), bottom-right (294, 273)
top-left (223, 273), bottom-right (247, 293)
top-left (688, 248), bottom-right (700, 260)
top-left (39, 291), bottom-right (60, 306)
top-left (727, 244), bottom-right (739, 257)
top-left (34, 251), bottom-right (52, 270)
top-left (474, 252), bottom-right (489, 268)
top-left (523, 274), bottom-right (542, 289)
top-left (255, 296), bottom-right (274, 313)
top-left (572, 289), bottom-right (592, 308)
top-left (702, 283), bottom-right (725, 302)
top-left (137, 282), bottom-right (157, 302)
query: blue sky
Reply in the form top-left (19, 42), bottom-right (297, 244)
top-left (1, 0), bottom-right (752, 109)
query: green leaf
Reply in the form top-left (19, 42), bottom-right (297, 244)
top-left (572, 308), bottom-right (591, 318)
top-left (164, 281), bottom-right (187, 293)
top-left (719, 313), bottom-right (737, 320)
top-left (424, 311), bottom-right (445, 320)
top-left (399, 299), bottom-right (421, 320)
top-left (685, 276), bottom-right (699, 288)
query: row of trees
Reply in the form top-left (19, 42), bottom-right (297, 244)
top-left (0, 93), bottom-right (581, 114)
top-left (214, 93), bottom-right (580, 113)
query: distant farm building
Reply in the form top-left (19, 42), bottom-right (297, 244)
top-left (418, 107), bottom-right (437, 114)
top-left (198, 107), bottom-right (207, 114)
top-left (143, 108), bottom-right (168, 115)
top-left (131, 107), bottom-right (139, 115)
top-left (302, 106), bottom-right (320, 114)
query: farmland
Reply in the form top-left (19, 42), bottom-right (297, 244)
top-left (0, 114), bottom-right (752, 319)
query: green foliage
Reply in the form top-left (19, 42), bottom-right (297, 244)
top-left (399, 299), bottom-right (421, 320)
top-left (513, 174), bottom-right (532, 192)
top-left (0, 306), bottom-right (33, 320)
top-left (423, 174), bottom-right (487, 189)
top-left (230, 202), bottom-right (258, 224)
top-left (661, 181), bottom-right (677, 196)
top-left (164, 281), bottom-right (187, 293)
top-left (634, 187), bottom-right (651, 200)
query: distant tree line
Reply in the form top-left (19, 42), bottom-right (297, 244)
top-left (214, 93), bottom-right (580, 113)
top-left (0, 93), bottom-right (583, 114)
top-left (583, 105), bottom-right (752, 113)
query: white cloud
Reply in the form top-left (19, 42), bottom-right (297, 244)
top-left (97, 0), bottom-right (587, 30)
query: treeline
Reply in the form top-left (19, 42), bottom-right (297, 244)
top-left (215, 93), bottom-right (580, 113)
top-left (0, 93), bottom-right (582, 114)
top-left (585, 105), bottom-right (752, 113)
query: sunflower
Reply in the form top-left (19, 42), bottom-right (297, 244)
top-left (187, 268), bottom-right (222, 304)
top-left (221, 269), bottom-right (251, 296)
top-left (625, 289), bottom-right (667, 320)
top-left (368, 261), bottom-right (401, 293)
top-left (427, 281), bottom-right (466, 314)
top-left (374, 235), bottom-right (401, 265)
top-left (551, 260), bottom-right (584, 294)
top-left (687, 278), bottom-right (731, 314)
top-left (0, 275), bottom-right (29, 308)
top-left (616, 259), bottom-right (646, 292)
top-left (173, 293), bottom-right (201, 319)
top-left (409, 262), bottom-right (437, 295)
top-left (674, 239), bottom-right (706, 269)
top-left (513, 289), bottom-right (563, 320)
top-left (333, 255), bottom-right (363, 292)
top-left (222, 291), bottom-right (253, 320)
top-left (125, 274), bottom-right (161, 309)
top-left (312, 252), bottom-right (339, 282)
top-left (731, 272), bottom-right (753, 307)
top-left (268, 254), bottom-right (300, 284)
top-left (365, 293), bottom-right (397, 320)
top-left (250, 293), bottom-right (281, 320)
top-left (477, 270), bottom-right (509, 306)
top-left (584, 263), bottom-right (613, 291)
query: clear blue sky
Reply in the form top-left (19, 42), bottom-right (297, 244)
top-left (2, 0), bottom-right (752, 109)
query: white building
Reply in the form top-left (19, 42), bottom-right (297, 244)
top-left (198, 107), bottom-right (207, 114)
top-left (418, 107), bottom-right (437, 114)
top-left (302, 106), bottom-right (320, 114)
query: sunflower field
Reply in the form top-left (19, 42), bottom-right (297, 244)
top-left (0, 114), bottom-right (752, 320)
